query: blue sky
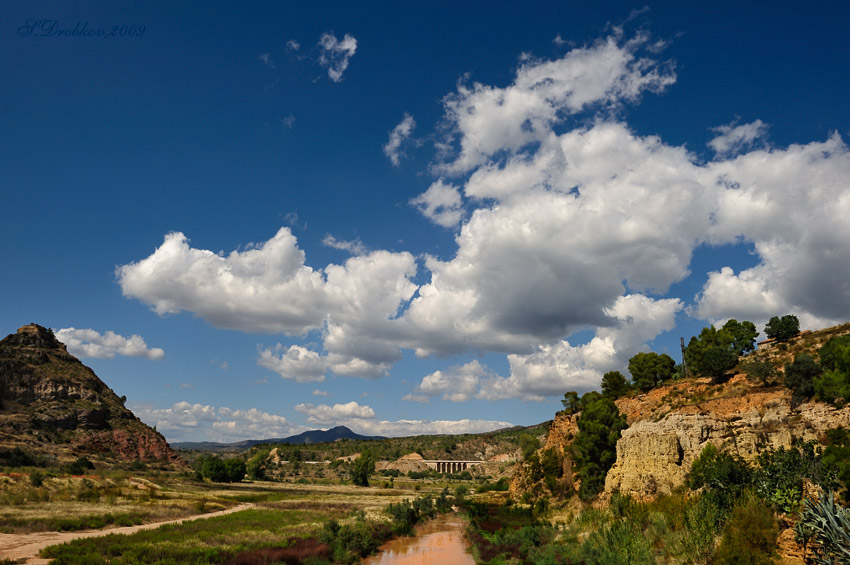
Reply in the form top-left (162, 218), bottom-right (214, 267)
top-left (3, 1), bottom-right (850, 442)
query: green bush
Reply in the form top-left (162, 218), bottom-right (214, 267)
top-left (64, 456), bottom-right (95, 475)
top-left (754, 442), bottom-right (836, 514)
top-left (320, 515), bottom-right (393, 563)
top-left (246, 448), bottom-right (269, 480)
top-left (794, 491), bottom-right (850, 564)
top-left (672, 493), bottom-right (722, 561)
top-left (823, 427), bottom-right (850, 503)
top-left (29, 470), bottom-right (45, 487)
top-left (688, 444), bottom-right (752, 515)
top-left (478, 477), bottom-right (510, 493)
top-left (784, 353), bottom-right (821, 405)
top-left (713, 496), bottom-right (778, 564)
top-left (519, 433), bottom-right (541, 459)
top-left (196, 455), bottom-right (245, 482)
top-left (814, 369), bottom-right (850, 407)
top-left (581, 519), bottom-right (654, 564)
top-left (741, 357), bottom-right (777, 385)
top-left (0, 447), bottom-right (37, 467)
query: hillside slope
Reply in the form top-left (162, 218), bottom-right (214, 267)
top-left (513, 322), bottom-right (850, 500)
top-left (0, 324), bottom-right (179, 465)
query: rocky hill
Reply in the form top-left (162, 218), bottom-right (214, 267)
top-left (0, 324), bottom-right (179, 465)
top-left (173, 425), bottom-right (386, 451)
top-left (512, 322), bottom-right (850, 501)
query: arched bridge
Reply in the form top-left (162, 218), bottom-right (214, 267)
top-left (422, 460), bottom-right (486, 474)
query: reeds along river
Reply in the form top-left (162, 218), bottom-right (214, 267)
top-left (362, 512), bottom-right (474, 564)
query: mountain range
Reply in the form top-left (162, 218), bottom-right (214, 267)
top-left (171, 425), bottom-right (386, 451)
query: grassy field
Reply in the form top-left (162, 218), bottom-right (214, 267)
top-left (0, 471), bottom-right (236, 534)
top-left (0, 469), bottom-right (471, 564)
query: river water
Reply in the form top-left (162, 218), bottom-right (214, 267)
top-left (362, 513), bottom-right (474, 564)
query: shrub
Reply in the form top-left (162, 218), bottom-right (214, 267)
top-left (819, 335), bottom-right (850, 373)
top-left (754, 442), bottom-right (836, 514)
top-left (246, 448), bottom-right (269, 480)
top-left (581, 519), bottom-right (654, 564)
top-left (688, 444), bottom-right (752, 515)
top-left (794, 491), bottom-right (850, 564)
top-left (519, 433), bottom-right (541, 460)
top-left (29, 470), bottom-right (45, 487)
top-left (64, 457), bottom-right (95, 475)
top-left (0, 447), bottom-right (36, 467)
top-left (823, 428), bottom-right (850, 503)
top-left (478, 477), bottom-right (510, 493)
top-left (741, 357), bottom-right (777, 385)
top-left (713, 496), bottom-right (779, 564)
top-left (785, 354), bottom-right (821, 405)
top-left (673, 493), bottom-right (722, 561)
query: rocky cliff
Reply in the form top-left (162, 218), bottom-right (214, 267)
top-left (605, 375), bottom-right (850, 499)
top-left (512, 322), bottom-right (850, 501)
top-left (0, 324), bottom-right (180, 464)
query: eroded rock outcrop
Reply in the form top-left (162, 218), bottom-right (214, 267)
top-left (605, 380), bottom-right (850, 498)
top-left (0, 324), bottom-right (181, 464)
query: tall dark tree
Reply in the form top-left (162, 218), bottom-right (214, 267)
top-left (684, 320), bottom-right (758, 380)
top-left (628, 352), bottom-right (676, 392)
top-left (560, 391), bottom-right (580, 414)
top-left (351, 451), bottom-right (375, 487)
top-left (573, 396), bottom-right (627, 500)
top-left (765, 315), bottom-right (800, 342)
top-left (601, 370), bottom-right (631, 399)
top-left (722, 319), bottom-right (759, 355)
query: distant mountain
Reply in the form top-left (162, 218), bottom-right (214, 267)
top-left (0, 324), bottom-right (180, 465)
top-left (173, 425), bottom-right (385, 451)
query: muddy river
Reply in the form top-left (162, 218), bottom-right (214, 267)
top-left (362, 512), bottom-right (474, 564)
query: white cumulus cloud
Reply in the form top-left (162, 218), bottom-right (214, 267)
top-left (709, 119), bottom-right (768, 157)
top-left (130, 401), bottom-right (305, 443)
top-left (294, 401), bottom-right (376, 424)
top-left (410, 179), bottom-right (464, 227)
top-left (257, 344), bottom-right (327, 382)
top-left (117, 29), bottom-right (850, 403)
top-left (322, 234), bottom-right (367, 255)
top-left (384, 113), bottom-right (416, 166)
top-left (318, 32), bottom-right (357, 82)
top-left (415, 360), bottom-right (494, 402)
top-left (55, 328), bottom-right (165, 360)
top-left (434, 32), bottom-right (675, 174)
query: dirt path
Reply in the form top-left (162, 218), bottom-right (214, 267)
top-left (0, 503), bottom-right (254, 564)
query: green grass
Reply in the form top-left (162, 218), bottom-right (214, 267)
top-left (41, 508), bottom-right (340, 563)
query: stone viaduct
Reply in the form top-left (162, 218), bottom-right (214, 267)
top-left (422, 460), bottom-right (486, 473)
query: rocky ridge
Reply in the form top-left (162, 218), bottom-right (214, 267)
top-left (0, 324), bottom-right (180, 464)
top-left (605, 375), bottom-right (850, 499)
top-left (512, 322), bottom-right (850, 501)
